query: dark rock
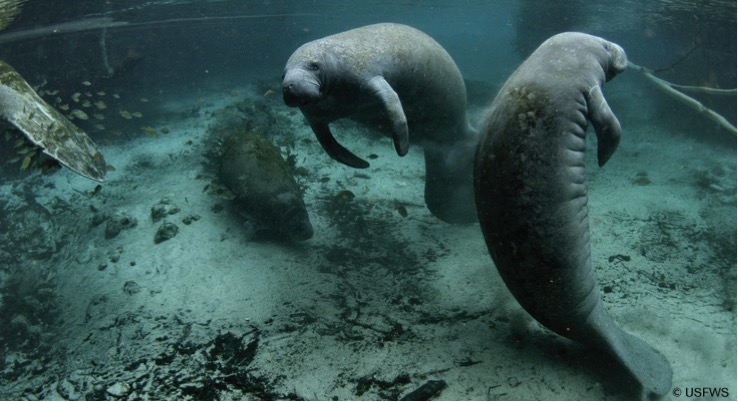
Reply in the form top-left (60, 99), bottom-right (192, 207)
top-left (154, 221), bottom-right (179, 244)
top-left (400, 379), bottom-right (447, 401)
top-left (123, 281), bottom-right (141, 295)
top-left (151, 198), bottom-right (180, 222)
top-left (181, 214), bottom-right (201, 225)
top-left (104, 212), bottom-right (138, 239)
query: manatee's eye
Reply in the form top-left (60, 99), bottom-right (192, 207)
top-left (308, 62), bottom-right (320, 71)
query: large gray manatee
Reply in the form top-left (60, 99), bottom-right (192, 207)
top-left (474, 32), bottom-right (672, 399)
top-left (282, 23), bottom-right (478, 224)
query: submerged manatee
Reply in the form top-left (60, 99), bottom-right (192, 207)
top-left (474, 32), bottom-right (672, 398)
top-left (215, 130), bottom-right (312, 241)
top-left (282, 23), bottom-right (478, 224)
top-left (0, 59), bottom-right (107, 181)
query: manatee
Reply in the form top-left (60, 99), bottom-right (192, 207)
top-left (214, 130), bottom-right (312, 241)
top-left (474, 32), bottom-right (672, 398)
top-left (0, 59), bottom-right (107, 181)
top-left (282, 23), bottom-right (478, 224)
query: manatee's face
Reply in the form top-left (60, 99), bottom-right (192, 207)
top-left (274, 192), bottom-right (314, 241)
top-left (600, 39), bottom-right (628, 81)
top-left (282, 63), bottom-right (322, 107)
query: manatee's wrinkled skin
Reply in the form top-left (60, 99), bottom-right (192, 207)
top-left (218, 131), bottom-right (312, 241)
top-left (0, 59), bottom-right (107, 181)
top-left (474, 32), bottom-right (672, 399)
top-left (282, 23), bottom-right (478, 224)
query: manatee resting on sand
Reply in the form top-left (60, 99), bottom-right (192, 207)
top-left (474, 32), bottom-right (672, 399)
top-left (0, 59), bottom-right (107, 181)
top-left (282, 23), bottom-right (478, 224)
top-left (214, 130), bottom-right (313, 242)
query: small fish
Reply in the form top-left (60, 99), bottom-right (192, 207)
top-left (264, 89), bottom-right (275, 97)
top-left (119, 110), bottom-right (132, 119)
top-left (59, 104), bottom-right (70, 111)
top-left (81, 100), bottom-right (92, 108)
top-left (94, 124), bottom-right (105, 130)
top-left (96, 91), bottom-right (106, 96)
top-left (131, 112), bottom-right (143, 118)
top-left (71, 109), bottom-right (89, 120)
top-left (82, 81), bottom-right (92, 86)
top-left (95, 100), bottom-right (107, 110)
top-left (71, 92), bottom-right (81, 101)
top-left (93, 113), bottom-right (105, 120)
top-left (113, 93), bottom-right (121, 99)
top-left (140, 126), bottom-right (158, 137)
top-left (393, 200), bottom-right (408, 218)
top-left (84, 92), bottom-right (93, 97)
top-left (89, 184), bottom-right (102, 197)
top-left (20, 155), bottom-right (32, 171)
top-left (139, 97), bottom-right (149, 103)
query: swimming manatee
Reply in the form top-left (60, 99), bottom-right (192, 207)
top-left (474, 32), bottom-right (672, 399)
top-left (282, 23), bottom-right (478, 224)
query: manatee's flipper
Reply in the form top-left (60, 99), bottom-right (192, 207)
top-left (586, 302), bottom-right (673, 399)
top-left (587, 84), bottom-right (620, 167)
top-left (0, 60), bottom-right (107, 181)
top-left (309, 121), bottom-right (369, 168)
top-left (366, 75), bottom-right (409, 157)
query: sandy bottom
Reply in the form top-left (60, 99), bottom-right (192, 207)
top-left (0, 75), bottom-right (735, 400)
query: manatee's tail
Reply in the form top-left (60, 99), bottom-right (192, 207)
top-left (586, 302), bottom-right (673, 400)
top-left (423, 124), bottom-right (479, 224)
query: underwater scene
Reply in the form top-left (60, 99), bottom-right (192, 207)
top-left (0, 0), bottom-right (735, 400)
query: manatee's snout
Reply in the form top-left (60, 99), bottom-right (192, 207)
top-left (282, 68), bottom-right (321, 107)
top-left (282, 84), bottom-right (304, 107)
top-left (275, 192), bottom-right (313, 241)
top-left (282, 205), bottom-right (314, 241)
top-left (603, 40), bottom-right (628, 79)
